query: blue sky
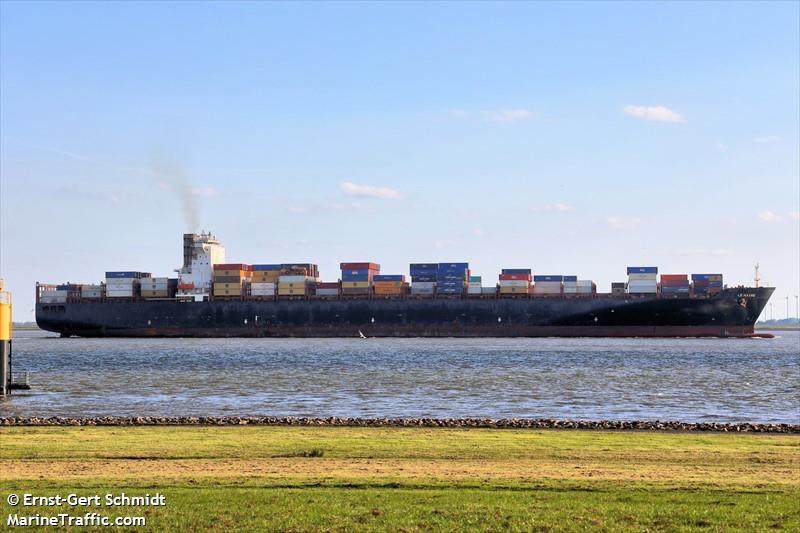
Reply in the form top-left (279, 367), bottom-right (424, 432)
top-left (1, 1), bottom-right (798, 320)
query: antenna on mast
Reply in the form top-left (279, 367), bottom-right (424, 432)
top-left (754, 262), bottom-right (760, 288)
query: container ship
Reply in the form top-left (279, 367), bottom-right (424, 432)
top-left (36, 232), bottom-right (773, 338)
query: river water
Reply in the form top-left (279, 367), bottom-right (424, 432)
top-left (1, 329), bottom-right (798, 423)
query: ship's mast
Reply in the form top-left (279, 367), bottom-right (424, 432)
top-left (754, 263), bottom-right (760, 288)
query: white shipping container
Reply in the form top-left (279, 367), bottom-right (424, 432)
top-left (499, 280), bottom-right (529, 288)
top-left (628, 273), bottom-right (657, 281)
top-left (468, 282), bottom-right (482, 288)
top-left (251, 282), bottom-right (277, 290)
top-left (251, 289), bottom-right (276, 296)
top-left (40, 290), bottom-right (68, 303)
top-left (106, 290), bottom-right (135, 297)
top-left (279, 275), bottom-right (311, 283)
top-left (412, 282), bottom-right (436, 289)
top-left (81, 290), bottom-right (103, 298)
top-left (106, 279), bottom-right (136, 287)
top-left (467, 288), bottom-right (482, 294)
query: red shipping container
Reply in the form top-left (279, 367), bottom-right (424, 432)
top-left (340, 262), bottom-right (380, 271)
top-left (661, 279), bottom-right (690, 287)
top-left (214, 263), bottom-right (251, 271)
top-left (317, 282), bottom-right (340, 289)
top-left (499, 273), bottom-right (532, 281)
top-left (661, 274), bottom-right (688, 281)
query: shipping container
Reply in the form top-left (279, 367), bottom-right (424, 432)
top-left (627, 266), bottom-right (658, 274)
top-left (501, 269), bottom-right (532, 275)
top-left (213, 263), bottom-right (251, 271)
top-left (373, 275), bottom-right (405, 282)
top-left (105, 271), bottom-right (143, 279)
top-left (340, 262), bottom-right (380, 271)
top-left (342, 281), bottom-right (370, 288)
top-left (315, 288), bottom-right (340, 296)
top-left (498, 280), bottom-right (529, 287)
top-left (499, 273), bottom-right (531, 281)
top-left (469, 276), bottom-right (482, 282)
top-left (499, 286), bottom-right (529, 294)
top-left (661, 274), bottom-right (688, 281)
top-left (252, 264), bottom-right (282, 271)
top-left (627, 273), bottom-right (658, 281)
top-left (691, 274), bottom-right (723, 281)
top-left (533, 275), bottom-right (564, 282)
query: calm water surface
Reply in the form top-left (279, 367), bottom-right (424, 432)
top-left (2, 329), bottom-right (798, 423)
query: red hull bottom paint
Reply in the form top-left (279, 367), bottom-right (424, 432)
top-left (61, 325), bottom-right (762, 338)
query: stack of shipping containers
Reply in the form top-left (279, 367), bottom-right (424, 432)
top-left (340, 262), bottom-right (379, 296)
top-left (314, 282), bottom-right (340, 298)
top-left (251, 265), bottom-right (281, 298)
top-left (437, 263), bottom-right (469, 296)
top-left (106, 271), bottom-right (147, 299)
top-left (626, 267), bottom-right (658, 294)
top-left (692, 274), bottom-right (723, 297)
top-left (563, 276), bottom-right (596, 296)
top-left (213, 264), bottom-right (251, 299)
top-left (140, 277), bottom-right (174, 299)
top-left (410, 263), bottom-right (437, 296)
top-left (80, 284), bottom-right (103, 300)
top-left (40, 286), bottom-right (70, 303)
top-left (278, 264), bottom-right (318, 298)
top-left (499, 269), bottom-right (531, 296)
top-left (660, 274), bottom-right (690, 298)
top-left (467, 275), bottom-right (482, 296)
top-left (611, 282), bottom-right (626, 295)
top-left (533, 275), bottom-right (563, 295)
top-left (373, 275), bottom-right (405, 297)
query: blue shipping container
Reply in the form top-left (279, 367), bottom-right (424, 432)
top-left (709, 281), bottom-right (723, 287)
top-left (252, 264), bottom-right (281, 271)
top-left (627, 266), bottom-right (658, 274)
top-left (410, 263), bottom-right (438, 270)
top-left (534, 275), bottom-right (564, 282)
top-left (691, 274), bottom-right (723, 281)
top-left (411, 274), bottom-right (437, 282)
top-left (374, 275), bottom-right (404, 281)
top-left (563, 275), bottom-right (578, 282)
top-left (105, 271), bottom-right (140, 279)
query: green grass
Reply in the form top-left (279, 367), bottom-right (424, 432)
top-left (1, 427), bottom-right (798, 531)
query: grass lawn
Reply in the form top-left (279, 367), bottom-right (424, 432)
top-left (0, 426), bottom-right (797, 531)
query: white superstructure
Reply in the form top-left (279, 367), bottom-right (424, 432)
top-left (176, 232), bottom-right (225, 301)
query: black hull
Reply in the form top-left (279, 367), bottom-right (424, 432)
top-left (36, 287), bottom-right (773, 338)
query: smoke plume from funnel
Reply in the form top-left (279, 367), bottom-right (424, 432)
top-left (150, 155), bottom-right (198, 232)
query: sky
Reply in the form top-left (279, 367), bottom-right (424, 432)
top-left (1, 1), bottom-right (799, 321)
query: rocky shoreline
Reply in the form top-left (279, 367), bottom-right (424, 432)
top-left (0, 416), bottom-right (797, 433)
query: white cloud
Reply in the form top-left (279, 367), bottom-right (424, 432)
top-left (754, 136), bottom-right (781, 144)
top-left (789, 211), bottom-right (800, 221)
top-left (340, 181), bottom-right (404, 200)
top-left (623, 105), bottom-right (683, 123)
top-left (483, 109), bottom-right (535, 123)
top-left (606, 215), bottom-right (641, 230)
top-left (672, 248), bottom-right (735, 257)
top-left (287, 206), bottom-right (308, 214)
top-left (758, 210), bottom-right (782, 222)
top-left (531, 203), bottom-right (575, 212)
